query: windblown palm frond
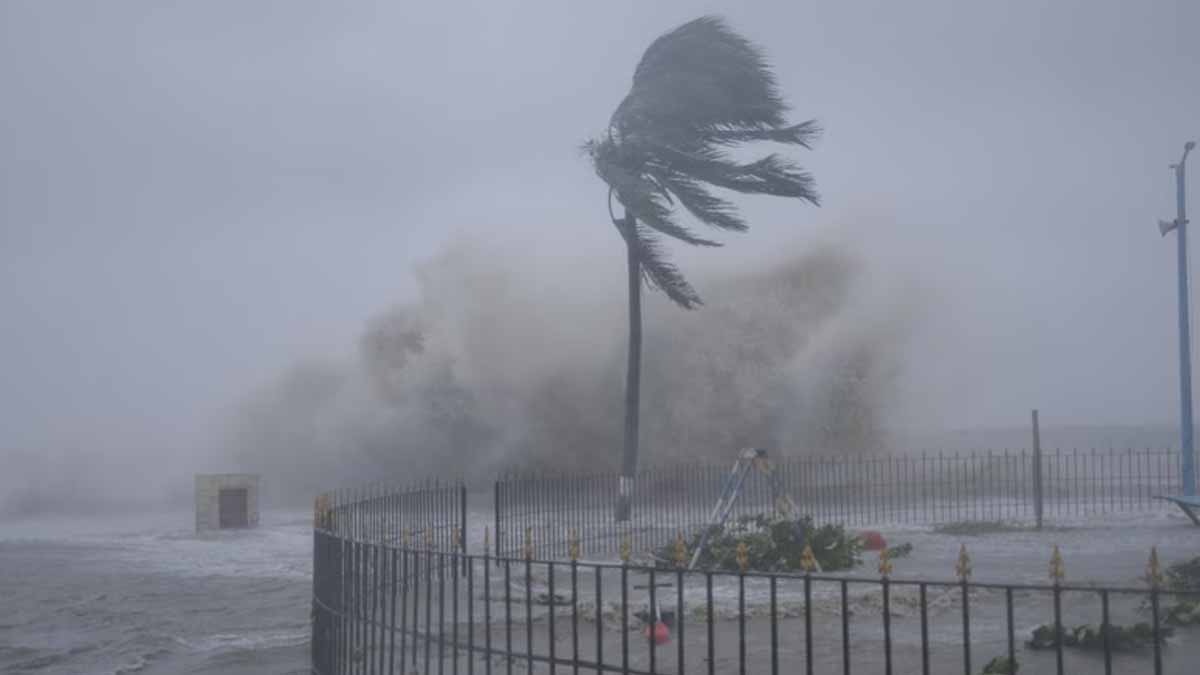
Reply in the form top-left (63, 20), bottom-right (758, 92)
top-left (588, 15), bottom-right (820, 308)
top-left (631, 220), bottom-right (704, 309)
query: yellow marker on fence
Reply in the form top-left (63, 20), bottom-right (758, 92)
top-left (619, 535), bottom-right (632, 564)
top-left (799, 544), bottom-right (818, 574)
top-left (878, 548), bottom-right (893, 578)
top-left (1049, 545), bottom-right (1065, 584)
top-left (736, 542), bottom-right (750, 573)
top-left (673, 532), bottom-right (688, 569)
top-left (322, 494), bottom-right (333, 529)
top-left (955, 544), bottom-right (972, 581)
top-left (1146, 546), bottom-right (1163, 588)
top-left (569, 529), bottom-right (581, 562)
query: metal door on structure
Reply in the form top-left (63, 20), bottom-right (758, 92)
top-left (219, 488), bottom-right (249, 528)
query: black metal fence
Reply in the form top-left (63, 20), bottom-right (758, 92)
top-left (495, 449), bottom-right (1194, 559)
top-left (312, 454), bottom-right (1200, 674)
top-left (313, 508), bottom-right (1200, 674)
top-left (317, 480), bottom-right (467, 549)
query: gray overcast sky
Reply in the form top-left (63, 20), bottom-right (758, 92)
top-left (2, 0), bottom-right (1198, 466)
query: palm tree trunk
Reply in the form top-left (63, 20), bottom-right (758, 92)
top-left (615, 214), bottom-right (641, 522)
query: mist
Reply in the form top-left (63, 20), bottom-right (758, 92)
top-left (2, 1), bottom-right (1197, 517)
top-left (219, 233), bottom-right (922, 504)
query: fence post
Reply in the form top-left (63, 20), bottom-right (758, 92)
top-left (1032, 409), bottom-right (1044, 530)
top-left (493, 479), bottom-right (501, 566)
top-left (460, 483), bottom-right (468, 577)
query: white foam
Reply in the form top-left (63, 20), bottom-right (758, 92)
top-left (176, 627), bottom-right (309, 653)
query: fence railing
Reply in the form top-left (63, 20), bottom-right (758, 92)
top-left (495, 448), bottom-right (1193, 559)
top-left (312, 451), bottom-right (1200, 674)
top-left (312, 526), bottom-right (1200, 675)
top-left (315, 480), bottom-right (467, 549)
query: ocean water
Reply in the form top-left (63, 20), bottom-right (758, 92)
top-left (0, 510), bottom-right (312, 675)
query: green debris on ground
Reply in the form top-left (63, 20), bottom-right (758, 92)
top-left (885, 542), bottom-right (914, 559)
top-left (980, 655), bottom-right (1018, 674)
top-left (1165, 598), bottom-right (1200, 626)
top-left (1058, 555), bottom-right (1200, 645)
top-left (653, 514), bottom-right (871, 572)
top-left (1137, 554), bottom-right (1200, 626)
top-left (1165, 555), bottom-right (1200, 591)
top-left (533, 592), bottom-right (572, 606)
top-left (1162, 555), bottom-right (1200, 626)
top-left (1027, 622), bottom-right (1172, 651)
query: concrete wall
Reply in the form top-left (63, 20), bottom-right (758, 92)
top-left (194, 473), bottom-right (260, 532)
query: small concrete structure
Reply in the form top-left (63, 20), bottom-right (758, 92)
top-left (195, 473), bottom-right (260, 532)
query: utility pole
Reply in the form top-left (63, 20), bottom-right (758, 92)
top-left (1159, 140), bottom-right (1197, 496)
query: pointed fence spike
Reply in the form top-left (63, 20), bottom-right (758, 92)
top-left (1146, 546), bottom-right (1164, 588)
top-left (673, 531), bottom-right (688, 569)
top-left (569, 529), bottom-right (581, 562)
top-left (800, 543), bottom-right (818, 574)
top-left (1049, 545), bottom-right (1065, 584)
top-left (736, 541), bottom-right (750, 573)
top-left (878, 548), bottom-right (893, 578)
top-left (955, 544), bottom-right (972, 581)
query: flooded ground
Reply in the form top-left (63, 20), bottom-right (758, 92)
top-left (3, 505), bottom-right (1197, 674)
top-left (0, 509), bottom-right (311, 675)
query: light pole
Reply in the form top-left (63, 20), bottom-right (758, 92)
top-left (1159, 140), bottom-right (1197, 496)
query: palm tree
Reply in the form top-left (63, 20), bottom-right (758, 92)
top-left (585, 16), bottom-right (821, 521)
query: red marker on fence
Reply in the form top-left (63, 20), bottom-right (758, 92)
top-left (643, 620), bottom-right (671, 645)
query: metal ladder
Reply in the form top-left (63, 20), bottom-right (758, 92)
top-left (687, 447), bottom-right (804, 570)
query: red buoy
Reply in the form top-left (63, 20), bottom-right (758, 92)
top-left (860, 531), bottom-right (887, 551)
